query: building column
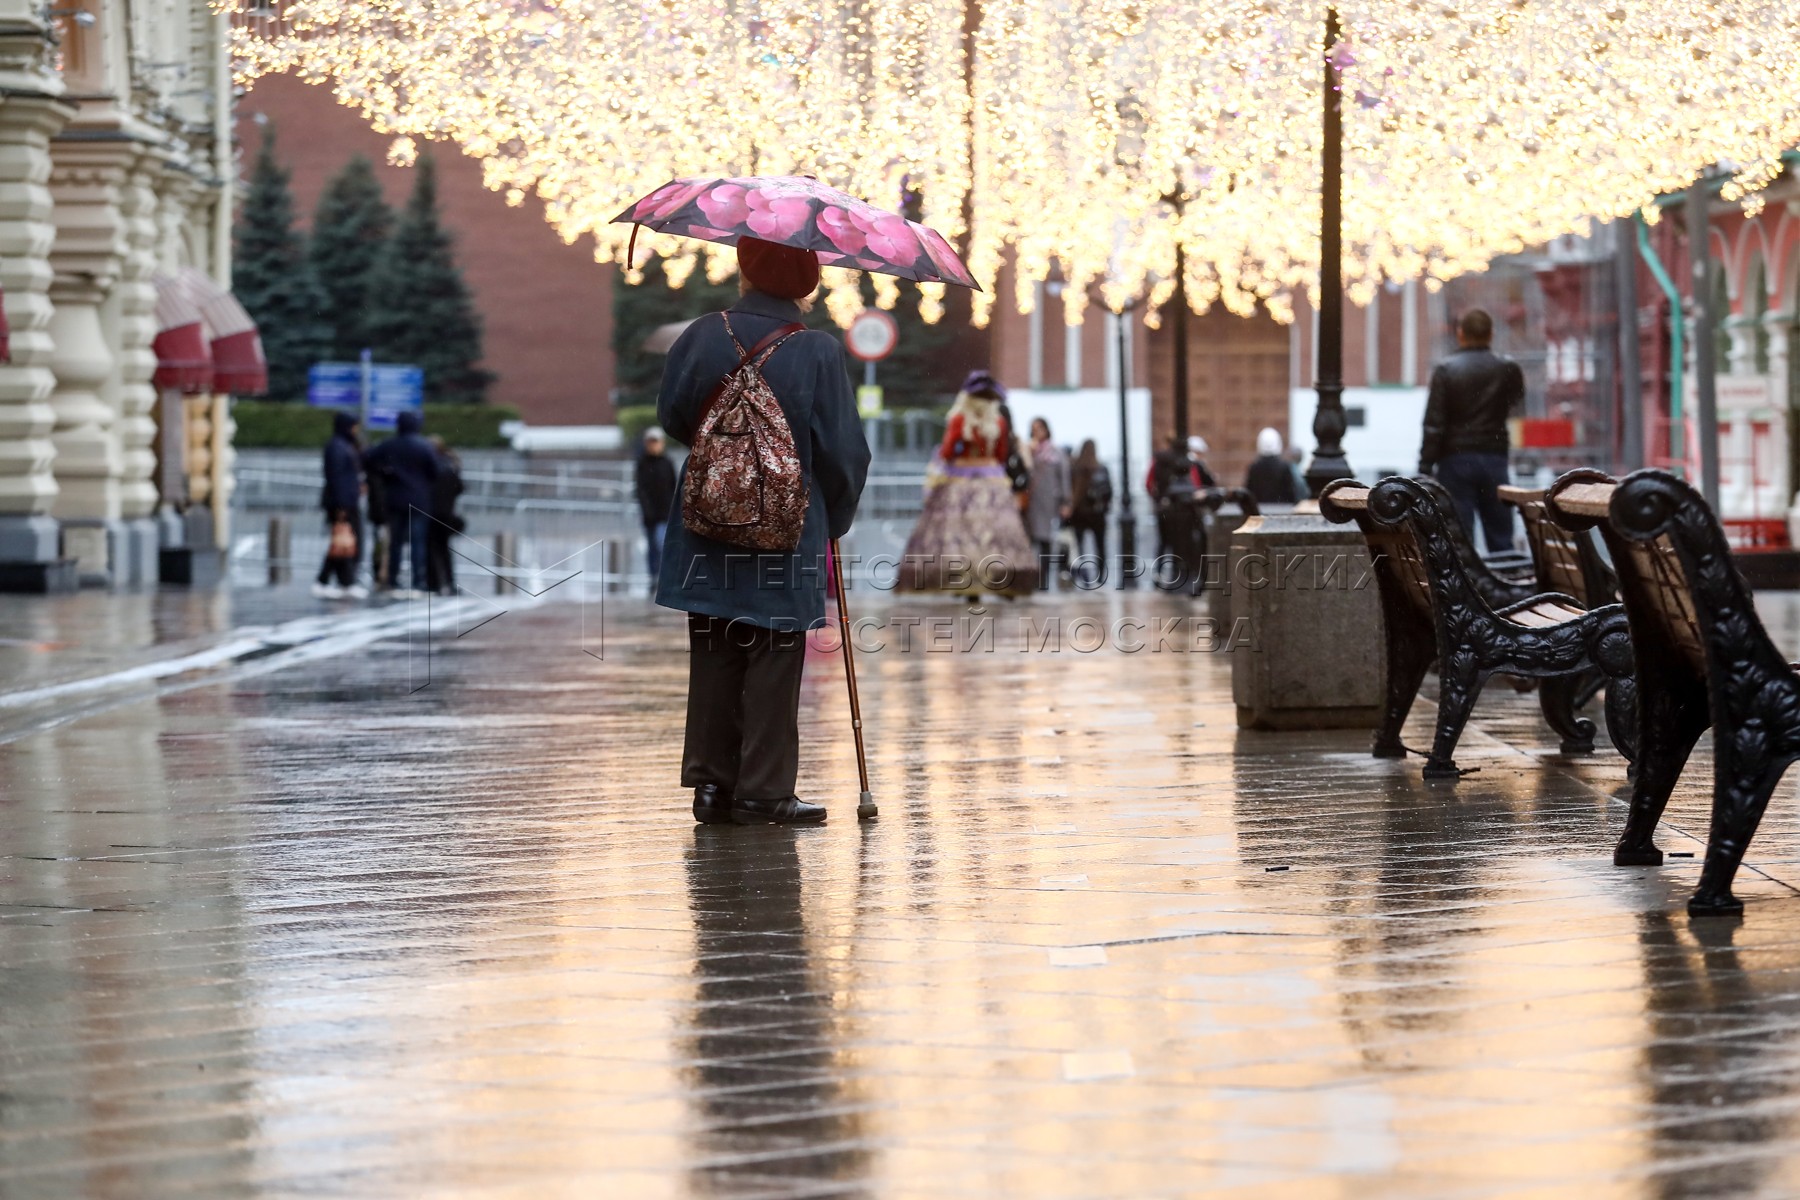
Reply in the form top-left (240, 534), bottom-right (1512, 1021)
top-left (1763, 308), bottom-right (1800, 544)
top-left (106, 148), bottom-right (163, 583)
top-left (1723, 314), bottom-right (1758, 377)
top-left (47, 139), bottom-right (134, 583)
top-left (150, 164), bottom-right (197, 550)
top-left (179, 176), bottom-right (233, 549)
top-left (0, 7), bottom-right (74, 591)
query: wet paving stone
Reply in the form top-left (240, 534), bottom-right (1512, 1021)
top-left (4, 589), bottom-right (1800, 1196)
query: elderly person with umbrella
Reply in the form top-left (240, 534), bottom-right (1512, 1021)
top-left (652, 236), bottom-right (865, 827)
top-left (618, 175), bottom-right (976, 826)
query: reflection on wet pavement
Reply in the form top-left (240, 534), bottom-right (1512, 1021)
top-left (5, 590), bottom-right (1800, 1196)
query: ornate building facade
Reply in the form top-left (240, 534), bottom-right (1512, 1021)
top-left (0, 0), bottom-right (236, 592)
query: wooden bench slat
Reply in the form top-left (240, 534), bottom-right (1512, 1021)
top-left (1496, 485), bottom-right (1544, 504)
top-left (1505, 600), bottom-right (1587, 628)
top-left (1555, 481), bottom-right (1614, 517)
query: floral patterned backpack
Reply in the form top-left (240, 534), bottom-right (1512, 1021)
top-left (682, 313), bottom-right (810, 551)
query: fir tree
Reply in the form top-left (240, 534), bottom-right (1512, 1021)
top-left (365, 153), bottom-right (492, 404)
top-left (309, 155), bottom-right (394, 362)
top-left (232, 126), bottom-right (331, 401)
top-left (611, 254), bottom-right (739, 410)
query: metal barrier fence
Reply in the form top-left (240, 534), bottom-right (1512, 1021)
top-left (233, 459), bottom-right (932, 523)
top-left (230, 454), bottom-right (932, 596)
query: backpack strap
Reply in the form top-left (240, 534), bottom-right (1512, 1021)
top-left (696, 317), bottom-right (805, 431)
top-left (719, 311), bottom-right (746, 356)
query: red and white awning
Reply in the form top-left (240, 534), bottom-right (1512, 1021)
top-left (153, 268), bottom-right (268, 396)
top-left (152, 273), bottom-right (212, 393)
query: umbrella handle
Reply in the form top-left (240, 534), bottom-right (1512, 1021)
top-left (830, 539), bottom-right (876, 820)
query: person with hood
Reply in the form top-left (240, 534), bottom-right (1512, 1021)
top-left (313, 411), bottom-right (368, 599)
top-left (362, 410), bottom-right (439, 599)
top-left (1244, 427), bottom-right (1299, 505)
top-left (656, 236), bottom-right (871, 827)
top-left (635, 425), bottom-right (677, 583)
top-left (897, 369), bottom-right (1039, 596)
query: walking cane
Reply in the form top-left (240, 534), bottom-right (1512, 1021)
top-left (830, 539), bottom-right (877, 821)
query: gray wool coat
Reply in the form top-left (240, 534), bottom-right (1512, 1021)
top-left (654, 290), bottom-right (872, 632)
top-left (1025, 444), bottom-right (1070, 542)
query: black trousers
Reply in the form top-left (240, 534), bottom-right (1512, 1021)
top-left (1435, 452), bottom-right (1514, 555)
top-left (427, 520), bottom-right (457, 593)
top-left (682, 613), bottom-right (806, 801)
top-left (1069, 515), bottom-right (1107, 585)
top-left (385, 515), bottom-right (430, 592)
top-left (316, 510), bottom-right (362, 587)
top-left (1034, 538), bottom-right (1057, 589)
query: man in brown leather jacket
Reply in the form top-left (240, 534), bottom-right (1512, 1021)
top-left (1419, 309), bottom-right (1524, 554)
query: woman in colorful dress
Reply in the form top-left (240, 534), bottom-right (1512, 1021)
top-left (898, 370), bottom-right (1039, 596)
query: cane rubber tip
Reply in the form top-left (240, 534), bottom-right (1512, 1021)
top-left (857, 791), bottom-right (877, 821)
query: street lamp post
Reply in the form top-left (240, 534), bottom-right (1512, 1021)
top-left (1303, 5), bottom-right (1351, 498)
top-left (1228, 2), bottom-right (1385, 731)
top-left (1171, 241), bottom-right (1190, 443)
top-left (1116, 301), bottom-right (1138, 588)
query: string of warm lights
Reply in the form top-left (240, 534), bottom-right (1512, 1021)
top-left (226, 0), bottom-right (1800, 328)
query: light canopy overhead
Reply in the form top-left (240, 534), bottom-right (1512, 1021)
top-left (230, 0), bottom-right (1800, 327)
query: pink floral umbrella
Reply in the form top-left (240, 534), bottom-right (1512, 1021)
top-left (614, 175), bottom-right (979, 291)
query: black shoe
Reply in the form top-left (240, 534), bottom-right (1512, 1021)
top-left (693, 784), bottom-right (734, 825)
top-left (730, 796), bottom-right (827, 825)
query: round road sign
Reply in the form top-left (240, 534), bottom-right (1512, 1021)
top-left (846, 309), bottom-right (899, 362)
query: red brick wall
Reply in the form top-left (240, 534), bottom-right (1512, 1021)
top-left (237, 75), bottom-right (616, 426)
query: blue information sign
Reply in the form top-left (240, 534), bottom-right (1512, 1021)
top-left (306, 361), bottom-right (424, 430)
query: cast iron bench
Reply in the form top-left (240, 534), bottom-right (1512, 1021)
top-left (1547, 468), bottom-right (1798, 917)
top-left (1320, 476), bottom-right (1636, 780)
top-left (1502, 479), bottom-right (1622, 708)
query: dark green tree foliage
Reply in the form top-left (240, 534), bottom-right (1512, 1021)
top-left (366, 153), bottom-right (493, 404)
top-left (232, 126), bottom-right (331, 402)
top-left (309, 155), bottom-right (394, 361)
top-left (611, 254), bottom-right (966, 410)
top-left (611, 253), bottom-right (739, 411)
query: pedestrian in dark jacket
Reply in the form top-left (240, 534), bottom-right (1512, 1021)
top-left (426, 436), bottom-right (464, 595)
top-left (314, 411), bottom-right (367, 598)
top-left (1420, 308), bottom-right (1524, 554)
top-left (656, 236), bottom-right (871, 828)
top-left (1244, 427), bottom-right (1299, 505)
top-left (1148, 436), bottom-right (1210, 590)
top-left (362, 409), bottom-right (439, 597)
top-left (1067, 439), bottom-right (1111, 586)
top-left (635, 426), bottom-right (677, 583)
